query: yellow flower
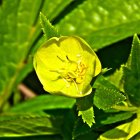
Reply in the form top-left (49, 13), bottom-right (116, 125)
top-left (33, 36), bottom-right (101, 98)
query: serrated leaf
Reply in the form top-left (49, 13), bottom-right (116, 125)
top-left (0, 113), bottom-right (62, 137)
top-left (101, 68), bottom-right (112, 75)
top-left (28, 0), bottom-right (73, 50)
top-left (56, 0), bottom-right (140, 50)
top-left (123, 35), bottom-right (140, 106)
top-left (78, 107), bottom-right (95, 128)
top-left (93, 76), bottom-right (125, 110)
top-left (10, 95), bottom-right (75, 113)
top-left (40, 13), bottom-right (59, 39)
top-left (76, 94), bottom-right (95, 127)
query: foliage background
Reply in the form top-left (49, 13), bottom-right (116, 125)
top-left (0, 0), bottom-right (140, 139)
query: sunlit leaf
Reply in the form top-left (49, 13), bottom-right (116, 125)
top-left (99, 122), bottom-right (130, 140)
top-left (56, 0), bottom-right (140, 49)
top-left (10, 95), bottom-right (75, 113)
top-left (99, 117), bottom-right (140, 140)
top-left (100, 112), bottom-right (133, 125)
top-left (0, 113), bottom-right (62, 137)
top-left (40, 13), bottom-right (59, 39)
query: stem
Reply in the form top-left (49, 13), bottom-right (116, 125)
top-left (112, 105), bottom-right (137, 112)
top-left (0, 62), bottom-right (24, 111)
top-left (18, 83), bottom-right (36, 99)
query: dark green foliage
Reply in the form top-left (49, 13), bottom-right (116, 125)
top-left (76, 93), bottom-right (95, 127)
top-left (0, 0), bottom-right (140, 139)
top-left (123, 35), bottom-right (140, 106)
top-left (93, 76), bottom-right (125, 110)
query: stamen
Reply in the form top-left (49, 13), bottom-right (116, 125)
top-left (58, 55), bottom-right (87, 84)
top-left (66, 55), bottom-right (69, 60)
top-left (57, 55), bottom-right (65, 62)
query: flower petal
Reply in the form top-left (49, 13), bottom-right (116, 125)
top-left (43, 78), bottom-right (66, 94)
top-left (33, 36), bottom-right (102, 98)
top-left (74, 36), bottom-right (102, 77)
top-left (34, 37), bottom-right (66, 70)
top-left (60, 81), bottom-right (92, 98)
top-left (59, 36), bottom-right (83, 62)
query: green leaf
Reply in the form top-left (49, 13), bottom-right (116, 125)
top-left (108, 67), bottom-right (124, 91)
top-left (73, 114), bottom-right (104, 140)
top-left (10, 95), bottom-right (75, 113)
top-left (0, 0), bottom-right (44, 107)
top-left (94, 108), bottom-right (134, 127)
top-left (99, 122), bottom-right (130, 140)
top-left (41, 0), bottom-right (73, 20)
top-left (86, 22), bottom-right (140, 50)
top-left (93, 76), bottom-right (126, 110)
top-left (72, 118), bottom-right (92, 140)
top-left (0, 0), bottom-right (73, 109)
top-left (99, 117), bottom-right (140, 140)
top-left (13, 0), bottom-right (74, 97)
top-left (100, 112), bottom-right (133, 125)
top-left (127, 34), bottom-right (140, 75)
top-left (123, 68), bottom-right (140, 106)
top-left (123, 35), bottom-right (140, 106)
top-left (27, 0), bottom-right (73, 52)
top-left (76, 94), bottom-right (95, 127)
top-left (127, 118), bottom-right (140, 139)
top-left (61, 110), bottom-right (75, 140)
top-left (78, 107), bottom-right (95, 128)
top-left (56, 0), bottom-right (140, 50)
top-left (74, 131), bottom-right (98, 140)
top-left (0, 0), bottom-right (19, 103)
top-left (0, 113), bottom-right (62, 137)
top-left (131, 132), bottom-right (140, 140)
top-left (40, 13), bottom-right (59, 39)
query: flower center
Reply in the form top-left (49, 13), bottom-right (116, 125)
top-left (55, 55), bottom-right (87, 84)
top-left (64, 60), bottom-right (87, 84)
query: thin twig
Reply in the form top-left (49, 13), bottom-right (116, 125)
top-left (18, 83), bottom-right (36, 99)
